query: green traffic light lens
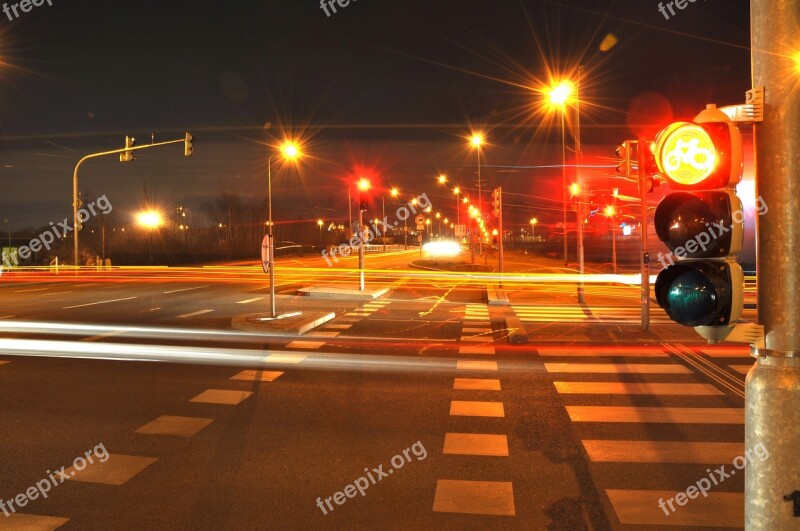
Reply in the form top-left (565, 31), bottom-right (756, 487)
top-left (664, 269), bottom-right (717, 326)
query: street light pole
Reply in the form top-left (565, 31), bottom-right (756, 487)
top-left (382, 195), bottom-right (386, 252)
top-left (575, 67), bottom-right (585, 304)
top-left (267, 154), bottom-right (277, 317)
top-left (358, 203), bottom-right (365, 291)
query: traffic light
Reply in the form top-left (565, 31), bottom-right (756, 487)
top-left (492, 187), bottom-right (502, 217)
top-left (653, 104), bottom-right (744, 342)
top-left (184, 132), bottom-right (194, 157)
top-left (357, 178), bottom-right (370, 211)
top-left (120, 136), bottom-right (135, 162)
top-left (615, 140), bottom-right (632, 178)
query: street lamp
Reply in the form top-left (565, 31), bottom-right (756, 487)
top-left (469, 133), bottom-right (484, 255)
top-left (438, 174), bottom-right (447, 185)
top-left (136, 210), bottom-right (163, 264)
top-left (452, 186), bottom-right (461, 230)
top-left (530, 218), bottom-right (538, 241)
top-left (317, 219), bottom-right (324, 242)
top-left (266, 141), bottom-right (301, 318)
top-left (357, 178), bottom-right (370, 291)
top-left (547, 80), bottom-right (573, 266)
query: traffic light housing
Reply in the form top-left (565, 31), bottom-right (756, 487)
top-left (184, 132), bottom-right (194, 157)
top-left (615, 140), bottom-right (632, 178)
top-left (653, 105), bottom-right (745, 342)
top-left (492, 187), bottom-right (502, 218)
top-left (120, 136), bottom-right (135, 162)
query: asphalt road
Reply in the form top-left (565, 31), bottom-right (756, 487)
top-left (0, 252), bottom-right (754, 530)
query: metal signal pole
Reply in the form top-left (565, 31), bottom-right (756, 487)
top-left (747, 0), bottom-right (800, 527)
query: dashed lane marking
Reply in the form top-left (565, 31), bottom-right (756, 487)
top-left (177, 309), bottom-right (214, 318)
top-left (135, 415), bottom-right (214, 438)
top-left (163, 285), bottom-right (209, 294)
top-left (285, 341), bottom-right (325, 349)
top-left (62, 297), bottom-right (138, 310)
top-left (236, 297), bottom-right (264, 304)
top-left (0, 514), bottom-right (70, 528)
top-left (458, 346), bottom-right (496, 355)
top-left (449, 400), bottom-right (505, 418)
top-left (453, 378), bottom-right (501, 391)
top-left (190, 389), bottom-right (253, 405)
top-left (433, 479), bottom-right (515, 516)
top-left (66, 454), bottom-right (157, 486)
top-left (443, 433), bottom-right (509, 456)
top-left (230, 370), bottom-right (284, 382)
top-left (265, 353), bottom-right (308, 364)
top-left (457, 360), bottom-right (498, 371)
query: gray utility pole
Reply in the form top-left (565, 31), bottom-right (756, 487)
top-left (358, 203), bottom-right (365, 291)
top-left (575, 66), bottom-right (585, 304)
top-left (747, 0), bottom-right (800, 528)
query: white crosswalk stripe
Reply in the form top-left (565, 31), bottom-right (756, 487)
top-left (512, 305), bottom-right (674, 323)
top-left (549, 343), bottom-right (745, 528)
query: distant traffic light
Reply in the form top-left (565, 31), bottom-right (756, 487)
top-left (653, 105), bottom-right (745, 342)
top-left (615, 140), bottom-right (632, 178)
top-left (120, 136), bottom-right (135, 162)
top-left (492, 187), bottom-right (502, 217)
top-left (184, 132), bottom-right (194, 157)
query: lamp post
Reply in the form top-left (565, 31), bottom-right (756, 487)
top-left (453, 186), bottom-right (461, 228)
top-left (357, 178), bottom-right (370, 291)
top-left (530, 218), bottom-right (538, 241)
top-left (389, 187), bottom-right (399, 250)
top-left (266, 141), bottom-right (301, 318)
top-left (610, 188), bottom-right (619, 273)
top-left (470, 134), bottom-right (484, 255)
top-left (317, 219), bottom-right (324, 243)
top-left (547, 80), bottom-right (573, 266)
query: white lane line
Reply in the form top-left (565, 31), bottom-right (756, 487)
top-left (82, 330), bottom-right (127, 342)
top-left (74, 283), bottom-right (97, 287)
top-left (42, 291), bottom-right (75, 297)
top-left (164, 285), bottom-right (209, 294)
top-left (236, 297), bottom-right (264, 304)
top-left (177, 309), bottom-right (214, 318)
top-left (62, 297), bottom-right (137, 310)
top-left (0, 315), bottom-right (15, 319)
top-left (15, 288), bottom-right (49, 293)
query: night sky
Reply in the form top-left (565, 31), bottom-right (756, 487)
top-left (0, 0), bottom-right (751, 230)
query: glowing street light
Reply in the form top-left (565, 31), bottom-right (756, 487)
top-left (266, 139), bottom-right (303, 318)
top-left (438, 174), bottom-right (447, 185)
top-left (136, 210), bottom-right (163, 229)
top-left (547, 80), bottom-right (574, 107)
top-left (530, 217), bottom-right (538, 241)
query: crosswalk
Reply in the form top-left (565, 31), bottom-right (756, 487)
top-left (546, 343), bottom-right (754, 528)
top-left (512, 305), bottom-right (675, 324)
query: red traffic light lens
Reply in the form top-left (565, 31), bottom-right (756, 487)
top-left (654, 122), bottom-right (740, 189)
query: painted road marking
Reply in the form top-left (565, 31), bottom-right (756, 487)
top-left (236, 297), bottom-right (264, 304)
top-left (66, 453), bottom-right (157, 486)
top-left (42, 291), bottom-right (75, 296)
top-left (553, 382), bottom-right (723, 396)
top-left (230, 370), bottom-right (284, 382)
top-left (306, 331), bottom-right (340, 338)
top-left (190, 389), bottom-right (253, 405)
top-left (450, 401), bottom-right (505, 417)
top-left (457, 360), bottom-right (498, 371)
top-left (443, 433), bottom-right (509, 456)
top-left (606, 489), bottom-right (742, 528)
top-left (459, 346), bottom-right (496, 355)
top-left (177, 309), bottom-right (214, 318)
top-left (323, 324), bottom-right (352, 330)
top-left (453, 378), bottom-right (501, 391)
top-left (582, 440), bottom-right (743, 463)
top-left (462, 327), bottom-right (492, 333)
top-left (163, 285), bottom-right (209, 294)
top-left (0, 315), bottom-right (15, 319)
top-left (62, 297), bottom-right (137, 310)
top-left (285, 341), bottom-right (325, 349)
top-left (135, 415), bottom-right (213, 438)
top-left (265, 353), bottom-right (308, 364)
top-left (0, 514), bottom-right (69, 528)
top-left (14, 288), bottom-right (49, 293)
top-left (460, 336), bottom-right (492, 342)
top-left (566, 406), bottom-right (744, 424)
top-left (433, 479), bottom-right (515, 516)
top-left (545, 363), bottom-right (690, 374)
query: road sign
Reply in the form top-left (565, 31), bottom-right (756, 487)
top-left (415, 215), bottom-right (425, 225)
top-left (455, 224), bottom-right (467, 237)
top-left (261, 234), bottom-right (272, 274)
top-left (416, 223), bottom-right (425, 231)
